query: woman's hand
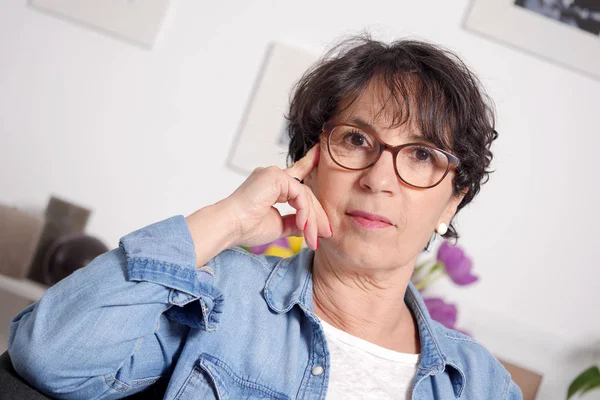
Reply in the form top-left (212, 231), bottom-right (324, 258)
top-left (185, 144), bottom-right (331, 267)
top-left (222, 144), bottom-right (331, 250)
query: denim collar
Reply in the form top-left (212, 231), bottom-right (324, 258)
top-left (263, 248), bottom-right (466, 398)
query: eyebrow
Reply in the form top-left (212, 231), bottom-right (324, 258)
top-left (346, 117), bottom-right (427, 143)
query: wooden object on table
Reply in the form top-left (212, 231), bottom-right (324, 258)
top-left (0, 205), bottom-right (44, 279)
top-left (498, 358), bottom-right (543, 400)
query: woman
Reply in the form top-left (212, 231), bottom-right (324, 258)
top-left (9, 37), bottom-right (522, 399)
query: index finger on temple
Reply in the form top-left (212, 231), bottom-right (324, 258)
top-left (284, 144), bottom-right (320, 181)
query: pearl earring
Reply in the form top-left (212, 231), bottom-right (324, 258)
top-left (436, 223), bottom-right (448, 235)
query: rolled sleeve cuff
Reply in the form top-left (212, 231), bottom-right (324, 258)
top-left (119, 215), bottom-right (224, 330)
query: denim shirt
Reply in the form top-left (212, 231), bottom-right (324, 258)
top-left (9, 216), bottom-right (522, 400)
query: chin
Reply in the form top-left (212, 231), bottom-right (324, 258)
top-left (324, 230), bottom-right (420, 271)
top-left (325, 234), bottom-right (387, 267)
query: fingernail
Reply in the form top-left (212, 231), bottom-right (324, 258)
top-left (329, 225), bottom-right (333, 237)
top-left (316, 238), bottom-right (319, 250)
top-left (303, 221), bottom-right (308, 231)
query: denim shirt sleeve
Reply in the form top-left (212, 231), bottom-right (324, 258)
top-left (505, 378), bottom-right (523, 400)
top-left (8, 215), bottom-right (218, 400)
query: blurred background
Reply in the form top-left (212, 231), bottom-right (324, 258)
top-left (0, 1), bottom-right (599, 399)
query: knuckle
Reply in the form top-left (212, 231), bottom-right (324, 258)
top-left (265, 165), bottom-right (281, 175)
top-left (304, 186), bottom-right (316, 199)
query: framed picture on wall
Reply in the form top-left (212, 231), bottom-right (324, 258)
top-left (31, 0), bottom-right (171, 48)
top-left (464, 0), bottom-right (600, 80)
top-left (227, 43), bottom-right (316, 175)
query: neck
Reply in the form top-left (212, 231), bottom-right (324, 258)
top-left (312, 249), bottom-right (421, 354)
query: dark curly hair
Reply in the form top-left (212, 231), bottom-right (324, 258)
top-left (286, 35), bottom-right (497, 241)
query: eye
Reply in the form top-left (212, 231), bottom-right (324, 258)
top-left (408, 146), bottom-right (436, 164)
top-left (413, 147), bottom-right (433, 162)
top-left (342, 129), bottom-right (373, 149)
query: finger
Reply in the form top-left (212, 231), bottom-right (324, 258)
top-left (310, 192), bottom-right (332, 239)
top-left (277, 175), bottom-right (309, 232)
top-left (284, 144), bottom-right (320, 182)
top-left (304, 200), bottom-right (318, 250)
top-left (280, 214), bottom-right (302, 238)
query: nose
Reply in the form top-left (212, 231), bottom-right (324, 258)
top-left (358, 150), bottom-right (398, 195)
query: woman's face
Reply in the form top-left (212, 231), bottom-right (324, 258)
top-left (305, 83), bottom-right (465, 272)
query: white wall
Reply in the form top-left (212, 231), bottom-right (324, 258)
top-left (1, 1), bottom-right (598, 398)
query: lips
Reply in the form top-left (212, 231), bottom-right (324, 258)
top-left (347, 210), bottom-right (393, 228)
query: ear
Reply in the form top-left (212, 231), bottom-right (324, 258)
top-left (439, 189), bottom-right (467, 227)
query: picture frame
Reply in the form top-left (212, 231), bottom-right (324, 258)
top-left (464, 0), bottom-right (600, 80)
top-left (30, 0), bottom-right (171, 49)
top-left (227, 43), bottom-right (316, 175)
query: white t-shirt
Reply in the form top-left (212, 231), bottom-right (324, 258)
top-left (320, 319), bottom-right (420, 400)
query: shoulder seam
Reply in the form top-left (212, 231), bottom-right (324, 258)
top-left (442, 333), bottom-right (485, 348)
top-left (501, 372), bottom-right (512, 398)
top-left (220, 247), bottom-right (276, 273)
top-left (443, 331), bottom-right (512, 380)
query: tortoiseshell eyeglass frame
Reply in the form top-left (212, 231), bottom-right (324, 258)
top-left (321, 121), bottom-right (460, 189)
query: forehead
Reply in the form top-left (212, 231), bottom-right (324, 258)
top-left (334, 80), bottom-right (421, 137)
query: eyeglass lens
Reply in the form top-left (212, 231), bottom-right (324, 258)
top-left (328, 125), bottom-right (451, 188)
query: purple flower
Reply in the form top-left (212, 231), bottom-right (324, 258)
top-left (437, 241), bottom-right (478, 286)
top-left (423, 297), bottom-right (457, 329)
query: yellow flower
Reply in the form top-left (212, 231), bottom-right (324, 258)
top-left (263, 245), bottom-right (295, 258)
top-left (287, 236), bottom-right (304, 254)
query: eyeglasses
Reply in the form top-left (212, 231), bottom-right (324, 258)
top-left (322, 122), bottom-right (460, 189)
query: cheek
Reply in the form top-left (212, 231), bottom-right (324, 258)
top-left (401, 187), bottom-right (453, 235)
top-left (311, 163), bottom-right (354, 222)
top-left (316, 174), bottom-right (349, 215)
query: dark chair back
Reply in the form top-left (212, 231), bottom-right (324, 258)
top-left (0, 351), bottom-right (51, 400)
top-left (0, 351), bottom-right (168, 399)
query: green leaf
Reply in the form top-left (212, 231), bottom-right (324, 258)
top-left (430, 262), bottom-right (444, 273)
top-left (567, 366), bottom-right (600, 399)
top-left (581, 376), bottom-right (600, 395)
